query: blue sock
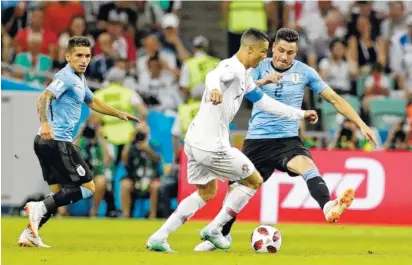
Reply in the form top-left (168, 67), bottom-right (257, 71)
top-left (80, 186), bottom-right (94, 199)
top-left (302, 168), bottom-right (320, 181)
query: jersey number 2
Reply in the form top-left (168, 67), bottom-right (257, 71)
top-left (275, 83), bottom-right (283, 98)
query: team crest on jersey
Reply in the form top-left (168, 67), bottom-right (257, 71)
top-left (241, 164), bottom-right (249, 174)
top-left (291, 73), bottom-right (300, 84)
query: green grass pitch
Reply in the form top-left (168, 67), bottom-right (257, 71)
top-left (2, 217), bottom-right (412, 265)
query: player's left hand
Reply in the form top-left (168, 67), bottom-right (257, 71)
top-left (264, 72), bottom-right (284, 84)
top-left (304, 110), bottom-right (318, 124)
top-left (360, 125), bottom-right (379, 147)
top-left (209, 89), bottom-right (223, 105)
top-left (118, 112), bottom-right (140, 123)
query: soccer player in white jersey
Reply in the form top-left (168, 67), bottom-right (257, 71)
top-left (194, 28), bottom-right (379, 252)
top-left (146, 28), bottom-right (319, 252)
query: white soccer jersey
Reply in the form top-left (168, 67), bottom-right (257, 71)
top-left (183, 56), bottom-right (257, 151)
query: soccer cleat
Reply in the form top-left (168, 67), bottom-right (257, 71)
top-left (146, 237), bottom-right (177, 253)
top-left (194, 234), bottom-right (232, 252)
top-left (200, 228), bottom-right (231, 250)
top-left (324, 188), bottom-right (355, 223)
top-left (18, 228), bottom-right (51, 248)
top-left (25, 202), bottom-right (46, 238)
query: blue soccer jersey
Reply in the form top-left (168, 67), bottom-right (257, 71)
top-left (246, 59), bottom-right (329, 139)
top-left (43, 64), bottom-right (94, 142)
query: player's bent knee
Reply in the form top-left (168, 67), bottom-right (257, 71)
top-left (287, 155), bottom-right (315, 174)
top-left (240, 171), bottom-right (263, 190)
top-left (80, 182), bottom-right (95, 199)
top-left (82, 180), bottom-right (95, 193)
top-left (196, 180), bottom-right (218, 202)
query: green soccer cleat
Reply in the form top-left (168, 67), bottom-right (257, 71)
top-left (146, 237), bottom-right (177, 253)
top-left (200, 228), bottom-right (231, 250)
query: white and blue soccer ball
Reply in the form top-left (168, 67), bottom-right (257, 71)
top-left (250, 225), bottom-right (282, 253)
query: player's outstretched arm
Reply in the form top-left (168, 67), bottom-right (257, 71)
top-left (320, 87), bottom-right (378, 146)
top-left (37, 90), bottom-right (56, 140)
top-left (245, 87), bottom-right (318, 122)
top-left (87, 98), bottom-right (140, 123)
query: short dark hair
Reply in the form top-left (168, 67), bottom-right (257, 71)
top-left (241, 28), bottom-right (270, 45)
top-left (67, 36), bottom-right (91, 51)
top-left (148, 53), bottom-right (160, 65)
top-left (329, 38), bottom-right (346, 50)
top-left (275, 28), bottom-right (299, 43)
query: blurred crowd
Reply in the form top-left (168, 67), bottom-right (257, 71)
top-left (2, 0), bottom-right (412, 218)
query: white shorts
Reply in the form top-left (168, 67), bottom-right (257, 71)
top-left (184, 144), bottom-right (255, 185)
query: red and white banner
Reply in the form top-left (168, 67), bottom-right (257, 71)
top-left (178, 150), bottom-right (412, 226)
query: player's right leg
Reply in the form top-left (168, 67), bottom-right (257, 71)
top-left (195, 140), bottom-right (274, 252)
top-left (146, 144), bottom-right (218, 252)
top-left (199, 148), bottom-right (263, 250)
top-left (25, 138), bottom-right (95, 239)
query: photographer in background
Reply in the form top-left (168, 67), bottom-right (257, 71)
top-left (120, 121), bottom-right (163, 219)
top-left (384, 117), bottom-right (412, 151)
top-left (329, 119), bottom-right (360, 150)
top-left (74, 112), bottom-right (112, 217)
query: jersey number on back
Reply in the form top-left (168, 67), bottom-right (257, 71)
top-left (275, 83), bottom-right (283, 98)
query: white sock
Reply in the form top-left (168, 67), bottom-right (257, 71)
top-left (154, 192), bottom-right (206, 239)
top-left (209, 185), bottom-right (256, 231)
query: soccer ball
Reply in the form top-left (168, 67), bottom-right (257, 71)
top-left (250, 225), bottom-right (282, 253)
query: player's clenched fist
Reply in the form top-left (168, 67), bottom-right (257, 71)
top-left (40, 122), bottom-right (54, 140)
top-left (304, 110), bottom-right (318, 124)
top-left (209, 89), bottom-right (223, 105)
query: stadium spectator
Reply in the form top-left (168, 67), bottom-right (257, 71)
top-left (329, 119), bottom-right (360, 150)
top-left (377, 1), bottom-right (407, 68)
top-left (179, 35), bottom-right (220, 100)
top-left (362, 63), bottom-right (391, 115)
top-left (15, 7), bottom-right (58, 61)
top-left (74, 112), bottom-right (112, 217)
top-left (154, 0), bottom-right (182, 16)
top-left (137, 55), bottom-right (183, 112)
top-left (221, 0), bottom-right (276, 57)
top-left (43, 1), bottom-right (85, 35)
top-left (296, 0), bottom-right (334, 47)
top-left (346, 1), bottom-right (382, 42)
top-left (120, 121), bottom-right (163, 219)
top-left (13, 32), bottom-right (52, 85)
top-left (94, 16), bottom-right (137, 69)
top-left (319, 39), bottom-right (357, 96)
top-left (82, 1), bottom-right (109, 25)
top-left (137, 32), bottom-right (178, 79)
top-left (1, 1), bottom-right (28, 38)
top-left (384, 117), bottom-right (411, 151)
top-left (57, 16), bottom-right (94, 69)
top-left (94, 64), bottom-right (148, 162)
top-left (97, 1), bottom-right (136, 35)
top-left (2, 25), bottom-right (13, 63)
top-left (157, 13), bottom-right (192, 67)
top-left (389, 14), bottom-right (412, 100)
top-left (134, 1), bottom-right (164, 33)
top-left (348, 15), bottom-right (379, 74)
top-left (311, 9), bottom-right (347, 61)
top-left (87, 33), bottom-right (117, 83)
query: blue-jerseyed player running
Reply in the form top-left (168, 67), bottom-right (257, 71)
top-left (194, 28), bottom-right (379, 251)
top-left (18, 36), bottom-right (140, 248)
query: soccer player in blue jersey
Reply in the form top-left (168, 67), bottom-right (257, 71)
top-left (18, 36), bottom-right (140, 248)
top-left (194, 28), bottom-right (378, 251)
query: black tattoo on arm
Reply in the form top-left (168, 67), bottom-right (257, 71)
top-left (37, 90), bottom-right (56, 123)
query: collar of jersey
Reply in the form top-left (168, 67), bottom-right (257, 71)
top-left (270, 60), bottom-right (294, 73)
